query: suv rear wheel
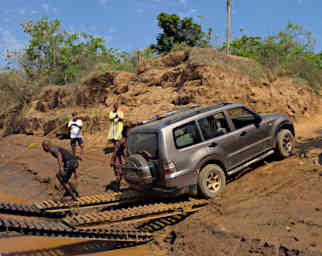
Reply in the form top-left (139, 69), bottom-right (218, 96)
top-left (198, 164), bottom-right (226, 198)
top-left (275, 129), bottom-right (295, 158)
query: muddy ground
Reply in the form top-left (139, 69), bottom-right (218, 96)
top-left (0, 110), bottom-right (321, 255)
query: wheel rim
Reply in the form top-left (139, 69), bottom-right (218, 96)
top-left (206, 172), bottom-right (221, 192)
top-left (282, 134), bottom-right (293, 153)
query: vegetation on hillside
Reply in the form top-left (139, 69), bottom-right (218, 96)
top-left (9, 17), bottom-right (147, 85)
top-left (221, 24), bottom-right (322, 89)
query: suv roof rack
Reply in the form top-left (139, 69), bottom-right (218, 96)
top-left (138, 104), bottom-right (200, 125)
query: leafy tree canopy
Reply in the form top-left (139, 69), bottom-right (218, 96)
top-left (222, 23), bottom-right (322, 89)
top-left (151, 12), bottom-right (212, 54)
top-left (16, 17), bottom-right (109, 84)
top-left (222, 24), bottom-right (316, 61)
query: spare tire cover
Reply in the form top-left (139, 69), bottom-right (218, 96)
top-left (126, 154), bottom-right (154, 187)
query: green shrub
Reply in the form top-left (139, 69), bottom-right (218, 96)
top-left (0, 71), bottom-right (36, 114)
top-left (224, 24), bottom-right (322, 89)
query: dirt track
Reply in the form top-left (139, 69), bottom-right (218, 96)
top-left (0, 110), bottom-right (321, 255)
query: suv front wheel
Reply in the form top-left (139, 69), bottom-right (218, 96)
top-left (275, 129), bottom-right (295, 158)
top-left (198, 164), bottom-right (226, 198)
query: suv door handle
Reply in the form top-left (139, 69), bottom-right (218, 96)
top-left (240, 131), bottom-right (247, 136)
top-left (208, 142), bottom-right (217, 148)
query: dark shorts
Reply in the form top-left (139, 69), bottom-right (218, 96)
top-left (61, 159), bottom-right (79, 183)
top-left (70, 138), bottom-right (83, 147)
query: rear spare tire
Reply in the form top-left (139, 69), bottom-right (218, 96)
top-left (127, 154), bottom-right (148, 169)
top-left (125, 154), bottom-right (154, 191)
top-left (198, 164), bottom-right (226, 198)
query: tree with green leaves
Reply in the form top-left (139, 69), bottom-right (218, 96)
top-left (151, 12), bottom-right (212, 54)
top-left (224, 24), bottom-right (315, 61)
top-left (222, 23), bottom-right (322, 89)
top-left (18, 17), bottom-right (108, 84)
top-left (221, 34), bottom-right (263, 58)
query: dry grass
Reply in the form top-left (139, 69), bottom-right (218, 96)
top-left (187, 48), bottom-right (270, 82)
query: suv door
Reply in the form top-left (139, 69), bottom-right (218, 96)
top-left (197, 112), bottom-right (239, 170)
top-left (226, 106), bottom-right (271, 166)
top-left (171, 120), bottom-right (204, 187)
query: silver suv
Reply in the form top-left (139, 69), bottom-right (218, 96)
top-left (122, 103), bottom-right (295, 198)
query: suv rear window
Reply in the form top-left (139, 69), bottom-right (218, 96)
top-left (127, 133), bottom-right (158, 159)
top-left (173, 121), bottom-right (202, 149)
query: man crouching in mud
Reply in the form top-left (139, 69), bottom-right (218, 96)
top-left (42, 140), bottom-right (79, 201)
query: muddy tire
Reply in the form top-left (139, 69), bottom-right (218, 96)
top-left (198, 164), bottom-right (226, 198)
top-left (127, 154), bottom-right (148, 168)
top-left (275, 129), bottom-right (295, 158)
top-left (125, 154), bottom-right (155, 191)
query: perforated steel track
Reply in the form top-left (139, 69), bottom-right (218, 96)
top-left (0, 216), bottom-right (152, 242)
top-left (0, 190), bottom-right (142, 217)
top-left (64, 198), bottom-right (208, 227)
top-left (0, 191), bottom-right (208, 243)
top-left (0, 202), bottom-right (66, 218)
top-left (35, 190), bottom-right (142, 212)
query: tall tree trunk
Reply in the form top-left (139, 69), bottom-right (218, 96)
top-left (226, 0), bottom-right (231, 55)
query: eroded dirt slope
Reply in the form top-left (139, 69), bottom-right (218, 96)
top-left (4, 48), bottom-right (320, 137)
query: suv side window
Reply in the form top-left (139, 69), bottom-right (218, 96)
top-left (214, 112), bottom-right (231, 134)
top-left (198, 112), bottom-right (230, 140)
top-left (227, 107), bottom-right (257, 129)
top-left (173, 121), bottom-right (202, 149)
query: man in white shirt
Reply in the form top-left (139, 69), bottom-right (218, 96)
top-left (68, 112), bottom-right (84, 160)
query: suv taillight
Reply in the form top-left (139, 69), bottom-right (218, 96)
top-left (163, 161), bottom-right (177, 174)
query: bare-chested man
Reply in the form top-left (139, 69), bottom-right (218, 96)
top-left (42, 140), bottom-right (79, 200)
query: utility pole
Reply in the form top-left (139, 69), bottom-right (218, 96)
top-left (136, 50), bottom-right (142, 65)
top-left (226, 0), bottom-right (231, 55)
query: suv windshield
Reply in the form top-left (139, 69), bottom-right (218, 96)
top-left (127, 133), bottom-right (158, 159)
